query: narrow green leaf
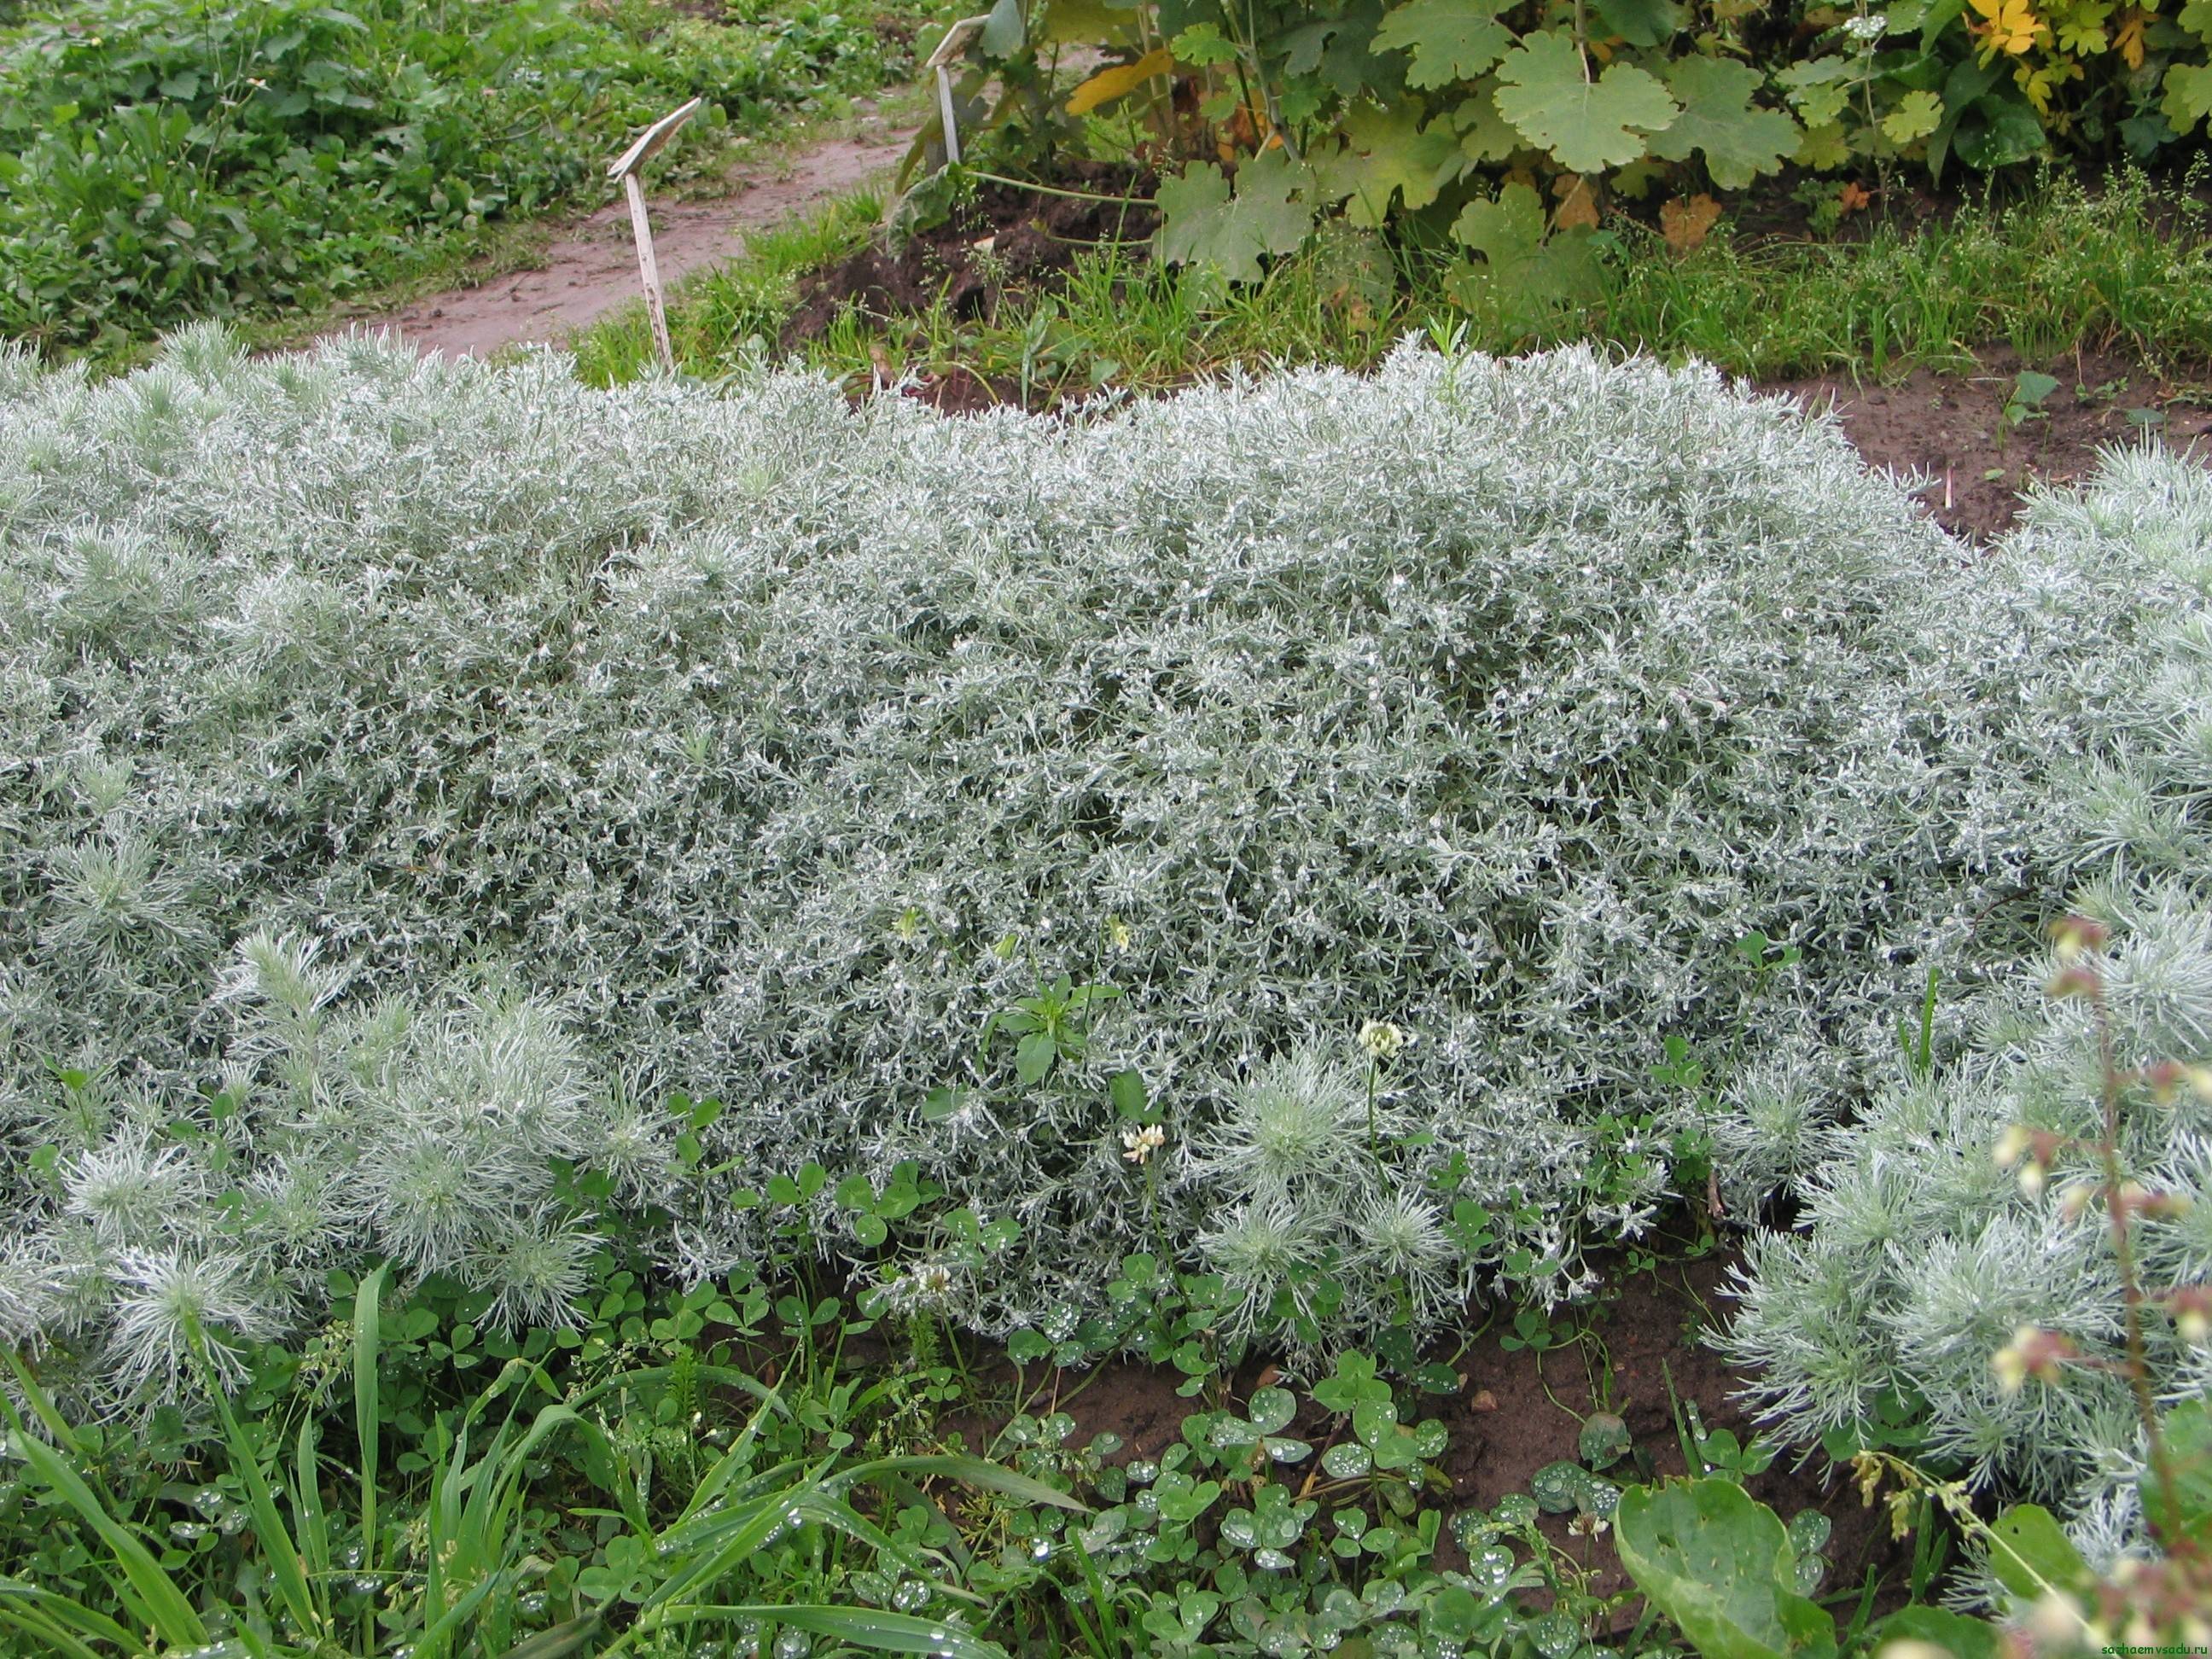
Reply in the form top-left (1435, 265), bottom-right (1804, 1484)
top-left (355, 1263), bottom-right (385, 1576)
top-left (670, 1605), bottom-right (1010, 1658)
top-left (0, 1365), bottom-right (206, 1648)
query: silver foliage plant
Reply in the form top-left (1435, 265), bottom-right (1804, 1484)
top-left (0, 324), bottom-right (2188, 1404)
top-left (1721, 450), bottom-right (2212, 1555)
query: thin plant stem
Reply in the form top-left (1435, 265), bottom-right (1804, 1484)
top-left (2087, 974), bottom-right (2184, 1544)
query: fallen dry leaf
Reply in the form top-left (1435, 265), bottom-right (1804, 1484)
top-left (1552, 172), bottom-right (1601, 231)
top-left (1659, 192), bottom-right (1721, 253)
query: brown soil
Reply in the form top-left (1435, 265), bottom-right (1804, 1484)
top-left (937, 1246), bottom-right (1914, 1621)
top-left (326, 116), bottom-right (917, 358)
top-left (779, 162), bottom-right (1155, 347)
top-left (1773, 344), bottom-right (2212, 542)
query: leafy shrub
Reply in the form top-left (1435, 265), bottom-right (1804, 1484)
top-left (0, 0), bottom-right (900, 352)
top-left (1722, 449), bottom-right (2212, 1557)
top-left (921, 0), bottom-right (2212, 308)
top-left (0, 326), bottom-right (2190, 1404)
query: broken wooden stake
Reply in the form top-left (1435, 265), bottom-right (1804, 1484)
top-left (608, 96), bottom-right (702, 373)
top-left (924, 16), bottom-right (989, 169)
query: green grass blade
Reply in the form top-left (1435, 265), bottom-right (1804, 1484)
top-left (830, 1452), bottom-right (1088, 1512)
top-left (0, 1603), bottom-right (108, 1659)
top-left (672, 1383), bottom-right (784, 1525)
top-left (0, 1578), bottom-right (131, 1657)
top-left (497, 1615), bottom-right (607, 1658)
top-left (0, 1368), bottom-right (207, 1648)
top-left (354, 1265), bottom-right (385, 1578)
top-left (203, 1355), bottom-right (323, 1639)
top-left (295, 1416), bottom-right (331, 1588)
top-left (672, 1604), bottom-right (1011, 1658)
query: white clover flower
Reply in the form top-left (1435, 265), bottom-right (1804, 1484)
top-left (1121, 1123), bottom-right (1166, 1164)
top-left (1357, 1021), bottom-right (1405, 1062)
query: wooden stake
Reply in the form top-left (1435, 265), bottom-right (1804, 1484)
top-left (937, 63), bottom-right (963, 166)
top-left (924, 16), bottom-right (989, 171)
top-left (622, 172), bottom-right (674, 372)
top-left (608, 97), bottom-right (703, 375)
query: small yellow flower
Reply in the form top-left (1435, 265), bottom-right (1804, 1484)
top-left (1885, 1487), bottom-right (1917, 1540)
top-left (1852, 1452), bottom-right (1884, 1506)
top-left (1106, 915), bottom-right (1132, 952)
top-left (2057, 1179), bottom-right (2097, 1223)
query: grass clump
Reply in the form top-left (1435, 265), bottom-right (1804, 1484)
top-left (577, 170), bottom-right (2212, 397)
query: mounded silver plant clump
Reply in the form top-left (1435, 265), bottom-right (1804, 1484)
top-left (1722, 450), bottom-right (2212, 1562)
top-left (0, 325), bottom-right (2192, 1407)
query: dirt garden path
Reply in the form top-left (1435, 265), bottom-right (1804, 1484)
top-left (331, 112), bottom-right (917, 358)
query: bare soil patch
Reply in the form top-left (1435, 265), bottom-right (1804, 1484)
top-left (929, 1246), bottom-right (1912, 1622)
top-left (780, 162), bottom-right (1154, 348)
top-left (1774, 343), bottom-right (2212, 542)
top-left (329, 121), bottom-right (917, 358)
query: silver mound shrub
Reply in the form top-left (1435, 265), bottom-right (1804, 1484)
top-left (0, 325), bottom-right (2192, 1402)
top-left (1722, 451), bottom-right (2212, 1558)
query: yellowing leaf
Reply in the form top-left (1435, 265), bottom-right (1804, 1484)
top-left (2115, 5), bottom-right (2151, 61)
top-left (2014, 57), bottom-right (2081, 111)
top-left (1065, 48), bottom-right (1175, 117)
top-left (1040, 0), bottom-right (1134, 45)
top-left (1795, 119), bottom-right (1853, 169)
top-left (1659, 191), bottom-right (1721, 252)
top-left (1880, 89), bottom-right (1944, 143)
top-left (2051, 0), bottom-right (2112, 52)
top-left (1776, 56), bottom-right (1854, 128)
top-left (1494, 29), bottom-right (1678, 173)
top-left (1969, 0), bottom-right (2052, 57)
top-left (1309, 100), bottom-right (1465, 225)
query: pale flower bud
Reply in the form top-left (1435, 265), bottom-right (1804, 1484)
top-left (1358, 1020), bottom-right (1405, 1061)
top-left (2023, 1592), bottom-right (2087, 1648)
